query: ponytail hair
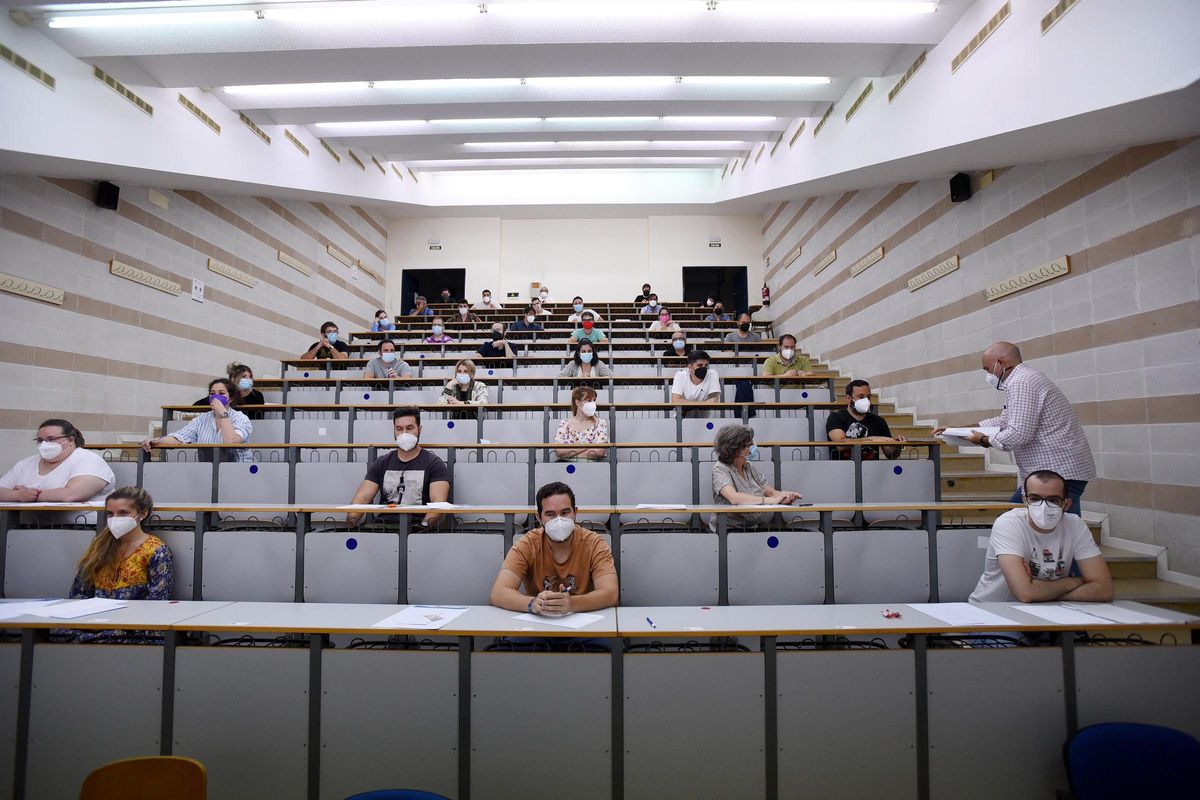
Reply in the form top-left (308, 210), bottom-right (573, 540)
top-left (76, 487), bottom-right (155, 588)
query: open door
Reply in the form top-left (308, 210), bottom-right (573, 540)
top-left (682, 266), bottom-right (749, 314)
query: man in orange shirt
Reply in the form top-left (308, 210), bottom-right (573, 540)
top-left (490, 481), bottom-right (619, 615)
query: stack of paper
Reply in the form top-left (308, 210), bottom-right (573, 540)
top-left (0, 600), bottom-right (59, 620)
top-left (23, 598), bottom-right (128, 619)
top-left (372, 605), bottom-right (469, 630)
top-left (906, 602), bottom-right (1015, 627)
top-left (938, 426), bottom-right (1000, 448)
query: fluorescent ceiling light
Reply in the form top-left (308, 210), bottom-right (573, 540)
top-left (47, 9), bottom-right (257, 27)
top-left (224, 81), bottom-right (369, 95)
top-left (372, 78), bottom-right (524, 89)
top-left (523, 76), bottom-right (676, 88)
top-left (662, 116), bottom-right (778, 123)
top-left (713, 0), bottom-right (937, 14)
top-left (431, 118), bottom-right (543, 125)
top-left (463, 140), bottom-right (653, 147)
top-left (542, 117), bottom-right (659, 123)
top-left (685, 76), bottom-right (831, 86)
top-left (461, 140), bottom-right (749, 148)
top-left (410, 157), bottom-right (728, 167)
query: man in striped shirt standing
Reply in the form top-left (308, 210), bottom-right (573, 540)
top-left (937, 341), bottom-right (1096, 515)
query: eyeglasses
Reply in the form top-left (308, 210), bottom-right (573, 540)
top-left (34, 435), bottom-right (70, 444)
top-left (1026, 494), bottom-right (1066, 506)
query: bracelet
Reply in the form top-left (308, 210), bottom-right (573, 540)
top-left (527, 598), bottom-right (535, 614)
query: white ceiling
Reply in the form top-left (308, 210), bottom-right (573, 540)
top-left (18, 0), bottom-right (974, 172)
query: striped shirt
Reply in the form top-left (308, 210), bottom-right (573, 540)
top-left (172, 409), bottom-right (253, 463)
top-left (978, 363), bottom-right (1095, 482)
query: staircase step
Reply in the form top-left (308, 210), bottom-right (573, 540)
top-left (940, 453), bottom-right (986, 470)
top-left (1113, 578), bottom-right (1200, 610)
top-left (941, 471), bottom-right (1018, 494)
top-left (1100, 545), bottom-right (1159, 579)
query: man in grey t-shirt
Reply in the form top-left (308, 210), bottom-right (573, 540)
top-left (723, 313), bottom-right (762, 343)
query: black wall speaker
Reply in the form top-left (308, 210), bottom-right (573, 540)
top-left (949, 172), bottom-right (971, 203)
top-left (95, 181), bottom-right (120, 210)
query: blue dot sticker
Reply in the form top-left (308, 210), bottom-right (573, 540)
top-left (303, 371), bottom-right (310, 378)
top-left (706, 422), bottom-right (714, 430)
top-left (894, 465), bottom-right (903, 475)
top-left (566, 464), bottom-right (576, 474)
top-left (447, 421), bottom-right (455, 429)
top-left (345, 538), bottom-right (358, 551)
top-left (419, 354), bottom-right (425, 359)
top-left (488, 370), bottom-right (494, 376)
top-left (248, 464), bottom-right (258, 474)
top-left (767, 535), bottom-right (780, 549)
top-left (801, 391), bottom-right (809, 398)
top-left (363, 393), bottom-right (370, 400)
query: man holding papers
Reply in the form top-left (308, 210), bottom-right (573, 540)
top-left (970, 470), bottom-right (1112, 603)
top-left (490, 482), bottom-right (618, 615)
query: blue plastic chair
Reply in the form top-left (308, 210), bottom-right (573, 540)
top-left (344, 792), bottom-right (451, 800)
top-left (1063, 722), bottom-right (1200, 799)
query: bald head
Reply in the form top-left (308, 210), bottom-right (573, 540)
top-left (983, 341), bottom-right (1022, 374)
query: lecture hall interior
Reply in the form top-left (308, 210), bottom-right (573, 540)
top-left (1, 0), bottom-right (1199, 798)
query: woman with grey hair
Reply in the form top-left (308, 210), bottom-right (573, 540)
top-left (710, 424), bottom-right (802, 531)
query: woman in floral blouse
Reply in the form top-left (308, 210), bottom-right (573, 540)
top-left (554, 386), bottom-right (610, 462)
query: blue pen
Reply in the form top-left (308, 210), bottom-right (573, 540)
top-left (646, 616), bottom-right (656, 628)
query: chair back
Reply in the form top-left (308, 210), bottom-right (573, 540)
top-left (80, 756), bottom-right (206, 800)
top-left (1064, 722), bottom-right (1200, 799)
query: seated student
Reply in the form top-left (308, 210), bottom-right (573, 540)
top-left (371, 309), bottom-right (396, 332)
top-left (453, 301), bottom-right (481, 324)
top-left (970, 470), bottom-right (1112, 603)
top-left (537, 286), bottom-right (553, 304)
top-left (555, 387), bottom-right (609, 462)
top-left (559, 340), bottom-right (613, 378)
top-left (639, 293), bottom-right (662, 315)
top-left (438, 359), bottom-right (489, 407)
top-left (826, 379), bottom-right (905, 460)
top-left (300, 321), bottom-right (350, 360)
top-left (363, 339), bottom-right (413, 379)
top-left (762, 334), bottom-right (812, 377)
top-left (634, 282), bottom-right (653, 306)
top-left (509, 307), bottom-right (545, 333)
top-left (705, 302), bottom-right (732, 323)
top-left (194, 362), bottom-right (265, 419)
top-left (438, 287), bottom-right (457, 305)
top-left (473, 289), bottom-right (498, 310)
top-left (424, 317), bottom-right (455, 344)
top-left (0, 418), bottom-right (115, 525)
top-left (476, 323), bottom-right (516, 368)
top-left (530, 296), bottom-right (551, 317)
top-left (566, 296), bottom-right (604, 324)
top-left (671, 349), bottom-right (721, 406)
top-left (142, 378), bottom-right (253, 463)
top-left (710, 424), bottom-right (802, 531)
top-left (704, 295), bottom-right (716, 308)
top-left (662, 331), bottom-right (691, 358)
top-left (71, 486), bottom-right (173, 602)
top-left (724, 313), bottom-right (762, 343)
top-left (489, 481), bottom-right (619, 615)
top-left (346, 407), bottom-right (450, 530)
top-left (648, 308), bottom-right (681, 333)
top-left (569, 311), bottom-right (608, 344)
top-left (408, 296), bottom-right (434, 317)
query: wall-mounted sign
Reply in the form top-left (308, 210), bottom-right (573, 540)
top-left (110, 260), bottom-right (181, 295)
top-left (849, 245), bottom-right (885, 277)
top-left (207, 257), bottom-right (256, 288)
top-left (908, 254), bottom-right (960, 292)
top-left (985, 256), bottom-right (1070, 301)
top-left (813, 249), bottom-right (837, 275)
top-left (0, 271), bottom-right (64, 305)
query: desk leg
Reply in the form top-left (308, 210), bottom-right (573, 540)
top-left (458, 636), bottom-right (473, 800)
top-left (821, 512), bottom-right (835, 605)
top-left (13, 629), bottom-right (42, 800)
top-left (160, 631), bottom-right (179, 755)
top-left (0, 509), bottom-right (10, 598)
top-left (763, 636), bottom-right (778, 800)
top-left (913, 633), bottom-right (929, 800)
top-left (1059, 633), bottom-right (1078, 737)
top-left (308, 633), bottom-right (327, 800)
top-left (612, 640), bottom-right (624, 800)
top-left (717, 515), bottom-right (729, 606)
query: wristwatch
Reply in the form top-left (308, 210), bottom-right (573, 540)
top-left (217, 412), bottom-right (230, 419)
top-left (979, 434), bottom-right (991, 448)
top-left (527, 598), bottom-right (535, 614)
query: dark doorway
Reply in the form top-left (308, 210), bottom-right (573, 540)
top-left (682, 266), bottom-right (749, 315)
top-left (400, 268), bottom-right (467, 310)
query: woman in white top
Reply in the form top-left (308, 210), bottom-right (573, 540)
top-left (0, 418), bottom-right (115, 524)
top-left (554, 386), bottom-right (609, 462)
top-left (438, 359), bottom-right (490, 407)
top-left (671, 350), bottom-right (722, 405)
top-left (648, 308), bottom-right (682, 333)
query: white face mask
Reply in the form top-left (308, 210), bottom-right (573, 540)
top-left (986, 368), bottom-right (1002, 390)
top-left (37, 441), bottom-right (63, 460)
top-left (853, 397), bottom-right (871, 414)
top-left (526, 315), bottom-right (536, 324)
top-left (1027, 499), bottom-right (1064, 530)
top-left (580, 401), bottom-right (597, 417)
top-left (108, 516), bottom-right (140, 539)
top-left (781, 348), bottom-right (795, 360)
top-left (396, 432), bottom-right (419, 452)
top-left (544, 515), bottom-right (575, 542)
top-left (540, 291), bottom-right (549, 298)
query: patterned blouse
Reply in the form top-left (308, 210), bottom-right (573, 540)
top-left (555, 418), bottom-right (610, 448)
top-left (425, 334), bottom-right (456, 343)
top-left (67, 535), bottom-right (174, 642)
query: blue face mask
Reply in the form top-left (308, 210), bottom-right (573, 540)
top-left (237, 378), bottom-right (254, 391)
top-left (325, 331), bottom-right (338, 344)
top-left (381, 352), bottom-right (397, 364)
top-left (580, 352), bottom-right (594, 364)
top-left (456, 373), bottom-right (471, 385)
top-left (431, 325), bottom-right (443, 336)
top-left (672, 339), bottom-right (685, 350)
top-left (574, 303), bottom-right (584, 312)
top-left (748, 443), bottom-right (759, 461)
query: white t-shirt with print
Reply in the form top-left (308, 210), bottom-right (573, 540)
top-left (0, 447), bottom-right (116, 524)
top-left (671, 367), bottom-right (721, 402)
top-left (969, 508), bottom-right (1102, 603)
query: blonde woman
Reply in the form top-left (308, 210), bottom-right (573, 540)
top-left (438, 359), bottom-right (490, 407)
top-left (554, 386), bottom-right (609, 462)
top-left (70, 486), bottom-right (173, 601)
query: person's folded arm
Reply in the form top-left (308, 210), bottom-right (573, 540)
top-left (345, 479), bottom-right (380, 526)
top-left (1059, 555), bottom-right (1114, 602)
top-left (490, 568), bottom-right (530, 612)
top-left (718, 484), bottom-right (771, 506)
top-left (998, 554), bottom-right (1082, 602)
top-left (36, 475), bottom-right (109, 502)
top-left (568, 572), bottom-right (618, 612)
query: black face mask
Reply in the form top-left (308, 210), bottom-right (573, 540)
top-left (693, 366), bottom-right (709, 380)
top-left (738, 322), bottom-right (750, 333)
top-left (490, 331), bottom-right (503, 341)
top-left (714, 308), bottom-right (723, 315)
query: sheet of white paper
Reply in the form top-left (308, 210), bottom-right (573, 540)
top-left (424, 502), bottom-right (460, 509)
top-left (512, 612), bottom-right (604, 630)
top-left (335, 504), bottom-right (385, 510)
top-left (371, 605), bottom-right (469, 630)
top-left (634, 504), bottom-right (688, 510)
top-left (0, 600), bottom-right (60, 620)
top-left (1060, 602), bottom-right (1176, 625)
top-left (906, 603), bottom-right (1015, 627)
top-left (25, 598), bottom-right (128, 619)
top-left (1008, 604), bottom-right (1108, 626)
top-left (18, 501), bottom-right (105, 508)
top-left (939, 427), bottom-right (1001, 448)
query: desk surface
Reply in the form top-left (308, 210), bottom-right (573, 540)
top-left (0, 599), bottom-right (232, 630)
top-left (0, 501), bottom-right (1020, 514)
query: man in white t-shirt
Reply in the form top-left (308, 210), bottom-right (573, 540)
top-left (671, 349), bottom-right (722, 411)
top-left (0, 418), bottom-right (115, 524)
top-left (970, 470), bottom-right (1112, 603)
